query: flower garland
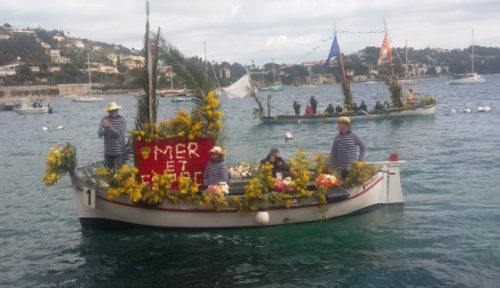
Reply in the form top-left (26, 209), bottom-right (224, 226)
top-left (42, 143), bottom-right (76, 186)
top-left (343, 161), bottom-right (379, 188)
top-left (130, 90), bottom-right (223, 142)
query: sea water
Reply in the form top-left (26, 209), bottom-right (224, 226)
top-left (0, 76), bottom-right (499, 287)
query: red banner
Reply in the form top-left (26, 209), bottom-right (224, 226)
top-left (135, 138), bottom-right (214, 189)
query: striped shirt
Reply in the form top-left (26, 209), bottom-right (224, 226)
top-left (203, 160), bottom-right (229, 186)
top-left (98, 115), bottom-right (126, 156)
top-left (329, 130), bottom-right (366, 169)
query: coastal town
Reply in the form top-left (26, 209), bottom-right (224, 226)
top-left (2, 24), bottom-right (500, 105)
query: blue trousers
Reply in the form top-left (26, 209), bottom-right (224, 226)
top-left (104, 154), bottom-right (124, 170)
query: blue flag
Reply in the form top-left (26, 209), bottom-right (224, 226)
top-left (321, 35), bottom-right (339, 69)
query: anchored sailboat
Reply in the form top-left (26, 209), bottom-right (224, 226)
top-left (448, 29), bottom-right (485, 84)
top-left (72, 53), bottom-right (104, 102)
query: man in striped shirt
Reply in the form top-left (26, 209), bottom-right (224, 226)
top-left (328, 116), bottom-right (365, 180)
top-left (98, 102), bottom-right (127, 170)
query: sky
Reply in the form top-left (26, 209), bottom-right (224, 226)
top-left (2, 0), bottom-right (500, 66)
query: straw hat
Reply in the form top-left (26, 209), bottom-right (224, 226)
top-left (104, 102), bottom-right (121, 112)
top-left (209, 146), bottom-right (224, 155)
top-left (338, 116), bottom-right (351, 125)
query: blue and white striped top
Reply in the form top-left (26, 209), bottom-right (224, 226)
top-left (328, 130), bottom-right (366, 169)
top-left (97, 115), bottom-right (126, 156)
top-left (203, 160), bottom-right (229, 186)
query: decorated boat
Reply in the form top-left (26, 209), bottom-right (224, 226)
top-left (250, 25), bottom-right (437, 124)
top-left (67, 157), bottom-right (404, 229)
top-left (42, 3), bottom-right (405, 230)
top-left (259, 103), bottom-right (436, 124)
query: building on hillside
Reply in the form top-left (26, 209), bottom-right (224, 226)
top-left (48, 66), bottom-right (61, 72)
top-left (53, 35), bottom-right (65, 42)
top-left (92, 46), bottom-right (102, 51)
top-left (221, 67), bottom-right (231, 78)
top-left (29, 66), bottom-right (40, 73)
top-left (0, 63), bottom-right (19, 76)
top-left (73, 40), bottom-right (85, 49)
top-left (121, 56), bottom-right (144, 69)
top-left (40, 42), bottom-right (51, 49)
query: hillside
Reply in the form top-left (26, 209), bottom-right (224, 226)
top-left (2, 24), bottom-right (500, 89)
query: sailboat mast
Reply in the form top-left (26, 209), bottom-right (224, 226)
top-left (146, 0), bottom-right (153, 125)
top-left (471, 29), bottom-right (475, 74)
top-left (405, 39), bottom-right (408, 79)
top-left (384, 20), bottom-right (395, 78)
top-left (87, 52), bottom-right (92, 98)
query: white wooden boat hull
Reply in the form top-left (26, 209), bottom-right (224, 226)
top-left (14, 107), bottom-right (50, 115)
top-left (260, 104), bottom-right (436, 124)
top-left (71, 162), bottom-right (404, 230)
top-left (72, 97), bottom-right (104, 102)
top-left (447, 73), bottom-right (485, 84)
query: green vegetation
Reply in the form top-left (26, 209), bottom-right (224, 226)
top-left (2, 25), bottom-right (500, 89)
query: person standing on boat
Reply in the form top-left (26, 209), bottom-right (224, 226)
top-left (267, 94), bottom-right (274, 117)
top-left (328, 116), bottom-right (366, 180)
top-left (203, 146), bottom-right (229, 187)
top-left (293, 101), bottom-right (301, 116)
top-left (98, 102), bottom-right (126, 170)
top-left (310, 95), bottom-right (318, 114)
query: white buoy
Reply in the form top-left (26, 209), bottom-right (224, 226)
top-left (42, 126), bottom-right (49, 131)
top-left (464, 108), bottom-right (471, 113)
top-left (255, 211), bottom-right (270, 224)
top-left (285, 132), bottom-right (293, 139)
top-left (57, 125), bottom-right (64, 130)
top-left (484, 106), bottom-right (491, 112)
top-left (451, 109), bottom-right (456, 113)
top-left (477, 106), bottom-right (485, 112)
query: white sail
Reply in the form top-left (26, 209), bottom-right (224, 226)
top-left (223, 74), bottom-right (253, 99)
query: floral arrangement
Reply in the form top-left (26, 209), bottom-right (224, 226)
top-left (42, 143), bottom-right (76, 186)
top-left (343, 161), bottom-right (379, 188)
top-left (204, 182), bottom-right (229, 196)
top-left (274, 177), bottom-right (296, 192)
top-left (419, 96), bottom-right (437, 106)
top-left (131, 91), bottom-right (223, 142)
top-left (315, 173), bottom-right (339, 188)
top-left (228, 162), bottom-right (255, 179)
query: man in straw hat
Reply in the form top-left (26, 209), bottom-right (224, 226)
top-left (328, 116), bottom-right (365, 180)
top-left (98, 102), bottom-right (127, 170)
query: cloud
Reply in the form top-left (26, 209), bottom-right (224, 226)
top-left (2, 0), bottom-right (500, 65)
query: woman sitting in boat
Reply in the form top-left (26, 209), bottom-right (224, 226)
top-left (203, 146), bottom-right (229, 187)
top-left (260, 148), bottom-right (290, 178)
top-left (375, 101), bottom-right (383, 111)
top-left (325, 104), bottom-right (335, 114)
top-left (305, 104), bottom-right (313, 115)
top-left (359, 101), bottom-right (368, 112)
top-left (335, 104), bottom-right (343, 114)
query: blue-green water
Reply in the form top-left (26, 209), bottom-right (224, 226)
top-left (1, 76), bottom-right (499, 287)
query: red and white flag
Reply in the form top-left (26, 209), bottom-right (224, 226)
top-left (377, 34), bottom-right (391, 65)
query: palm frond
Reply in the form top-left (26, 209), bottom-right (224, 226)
top-left (135, 26), bottom-right (162, 131)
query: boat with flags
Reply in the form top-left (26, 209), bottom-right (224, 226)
top-left (42, 4), bottom-right (406, 230)
top-left (241, 27), bottom-right (436, 125)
